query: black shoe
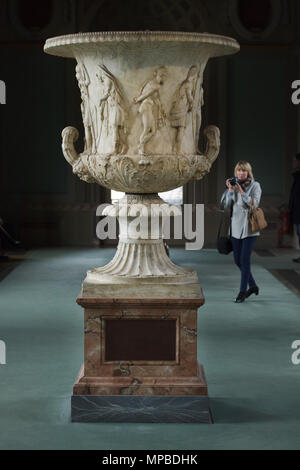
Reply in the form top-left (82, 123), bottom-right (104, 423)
top-left (245, 286), bottom-right (259, 298)
top-left (293, 257), bottom-right (300, 263)
top-left (234, 291), bottom-right (247, 303)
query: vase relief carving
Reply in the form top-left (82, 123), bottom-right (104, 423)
top-left (96, 64), bottom-right (128, 155)
top-left (75, 62), bottom-right (97, 154)
top-left (47, 32), bottom-right (239, 194)
top-left (133, 66), bottom-right (168, 155)
top-left (169, 65), bottom-right (204, 154)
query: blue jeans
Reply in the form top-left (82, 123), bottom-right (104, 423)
top-left (232, 236), bottom-right (258, 292)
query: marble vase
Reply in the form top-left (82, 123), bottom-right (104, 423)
top-left (44, 31), bottom-right (239, 423)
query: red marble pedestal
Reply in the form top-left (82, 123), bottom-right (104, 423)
top-left (74, 297), bottom-right (206, 394)
top-left (71, 295), bottom-right (212, 422)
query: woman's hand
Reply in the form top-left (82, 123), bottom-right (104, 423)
top-left (235, 183), bottom-right (244, 194)
top-left (226, 179), bottom-right (234, 192)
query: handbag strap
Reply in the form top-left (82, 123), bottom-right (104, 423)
top-left (249, 197), bottom-right (256, 215)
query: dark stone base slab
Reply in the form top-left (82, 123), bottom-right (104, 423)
top-left (71, 395), bottom-right (213, 423)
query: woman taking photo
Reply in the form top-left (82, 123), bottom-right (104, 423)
top-left (221, 161), bottom-right (262, 303)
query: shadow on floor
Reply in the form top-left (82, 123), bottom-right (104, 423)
top-left (210, 398), bottom-right (277, 424)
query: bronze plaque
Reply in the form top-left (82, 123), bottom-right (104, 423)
top-left (105, 319), bottom-right (176, 361)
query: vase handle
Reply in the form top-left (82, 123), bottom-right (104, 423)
top-left (203, 125), bottom-right (220, 165)
top-left (193, 125), bottom-right (220, 180)
top-left (61, 126), bottom-right (80, 166)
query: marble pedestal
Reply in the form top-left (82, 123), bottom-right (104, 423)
top-left (71, 295), bottom-right (212, 423)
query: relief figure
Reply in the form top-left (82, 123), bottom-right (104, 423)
top-left (193, 77), bottom-right (204, 153)
top-left (96, 65), bottom-right (128, 155)
top-left (76, 63), bottom-right (96, 154)
top-left (133, 67), bottom-right (168, 155)
top-left (169, 66), bottom-right (199, 154)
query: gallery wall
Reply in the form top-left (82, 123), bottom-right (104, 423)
top-left (0, 0), bottom-right (298, 248)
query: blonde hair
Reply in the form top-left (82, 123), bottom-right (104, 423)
top-left (234, 161), bottom-right (254, 180)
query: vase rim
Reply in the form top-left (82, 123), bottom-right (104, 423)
top-left (44, 30), bottom-right (240, 58)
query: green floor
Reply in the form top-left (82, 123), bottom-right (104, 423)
top-left (0, 247), bottom-right (299, 450)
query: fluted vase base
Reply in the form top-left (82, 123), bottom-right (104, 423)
top-left (82, 239), bottom-right (201, 298)
top-left (81, 194), bottom-right (201, 298)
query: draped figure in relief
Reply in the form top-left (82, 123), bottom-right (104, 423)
top-left (169, 66), bottom-right (201, 154)
top-left (96, 65), bottom-right (128, 155)
top-left (75, 63), bottom-right (96, 154)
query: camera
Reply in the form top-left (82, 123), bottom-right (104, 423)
top-left (229, 177), bottom-right (239, 186)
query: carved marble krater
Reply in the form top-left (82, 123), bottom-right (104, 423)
top-left (44, 32), bottom-right (239, 423)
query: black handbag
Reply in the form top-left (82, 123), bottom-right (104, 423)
top-left (217, 211), bottom-right (232, 255)
top-left (217, 234), bottom-right (232, 254)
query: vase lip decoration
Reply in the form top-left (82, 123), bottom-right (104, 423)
top-left (44, 30), bottom-right (240, 58)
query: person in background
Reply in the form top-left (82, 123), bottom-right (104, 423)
top-left (0, 217), bottom-right (21, 260)
top-left (0, 217), bottom-right (8, 261)
top-left (221, 161), bottom-right (262, 303)
top-left (289, 154), bottom-right (300, 263)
